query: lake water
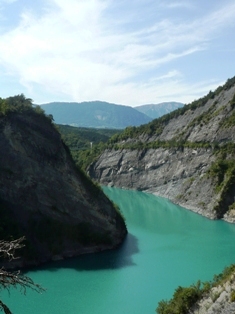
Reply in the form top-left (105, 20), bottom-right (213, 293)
top-left (2, 187), bottom-right (235, 313)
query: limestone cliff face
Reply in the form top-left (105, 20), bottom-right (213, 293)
top-left (191, 270), bottom-right (235, 314)
top-left (89, 79), bottom-right (235, 222)
top-left (0, 108), bottom-right (127, 267)
top-left (89, 147), bottom-right (218, 218)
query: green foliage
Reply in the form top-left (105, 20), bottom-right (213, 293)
top-left (106, 138), bottom-right (213, 152)
top-left (57, 125), bottom-right (121, 171)
top-left (221, 111), bottom-right (235, 128)
top-left (212, 264), bottom-right (235, 286)
top-left (33, 105), bottom-right (46, 115)
top-left (66, 75), bottom-right (235, 172)
top-left (206, 152), bottom-right (235, 217)
top-left (105, 76), bottom-right (235, 145)
top-left (156, 284), bottom-right (202, 314)
top-left (1, 94), bottom-right (44, 120)
top-left (229, 202), bottom-right (235, 211)
top-left (0, 94), bottom-right (54, 125)
top-left (207, 144), bottom-right (235, 191)
top-left (0, 98), bottom-right (8, 115)
top-left (207, 159), bottom-right (232, 188)
top-left (231, 290), bottom-right (235, 302)
top-left (71, 142), bottom-right (107, 171)
top-left (223, 76), bottom-right (235, 91)
top-left (5, 94), bottom-right (33, 110)
top-left (156, 265), bottom-right (235, 314)
top-left (112, 90), bottom-right (213, 141)
top-left (58, 124), bottom-right (120, 151)
top-left (230, 92), bottom-right (235, 110)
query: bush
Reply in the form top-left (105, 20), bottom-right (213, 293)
top-left (156, 285), bottom-right (202, 314)
top-left (231, 290), bottom-right (235, 302)
top-left (156, 265), bottom-right (235, 314)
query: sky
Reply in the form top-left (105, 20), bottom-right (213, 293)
top-left (0, 0), bottom-right (234, 106)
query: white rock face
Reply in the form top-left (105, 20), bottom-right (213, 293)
top-left (191, 273), bottom-right (235, 314)
top-left (89, 83), bottom-right (235, 221)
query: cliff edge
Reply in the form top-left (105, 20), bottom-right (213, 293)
top-left (0, 95), bottom-right (127, 267)
top-left (89, 77), bottom-right (235, 222)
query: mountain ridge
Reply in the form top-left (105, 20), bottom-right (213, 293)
top-left (40, 100), bottom-right (152, 129)
top-left (135, 101), bottom-right (184, 119)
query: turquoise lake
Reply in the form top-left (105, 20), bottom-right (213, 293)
top-left (2, 187), bottom-right (235, 313)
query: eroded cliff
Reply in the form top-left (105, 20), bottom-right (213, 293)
top-left (0, 97), bottom-right (127, 267)
top-left (89, 77), bottom-right (235, 222)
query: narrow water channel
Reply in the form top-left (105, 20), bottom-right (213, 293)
top-left (2, 187), bottom-right (235, 313)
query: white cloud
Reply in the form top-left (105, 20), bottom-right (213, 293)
top-left (165, 1), bottom-right (195, 10)
top-left (0, 0), bottom-right (234, 105)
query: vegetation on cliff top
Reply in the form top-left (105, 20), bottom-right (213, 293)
top-left (156, 264), bottom-right (235, 314)
top-left (109, 75), bottom-right (235, 142)
top-left (65, 76), bottom-right (235, 171)
top-left (0, 94), bottom-right (53, 122)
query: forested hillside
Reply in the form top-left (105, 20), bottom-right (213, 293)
top-left (57, 125), bottom-right (121, 170)
top-left (58, 125), bottom-right (120, 150)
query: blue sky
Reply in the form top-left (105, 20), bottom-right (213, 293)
top-left (0, 0), bottom-right (234, 106)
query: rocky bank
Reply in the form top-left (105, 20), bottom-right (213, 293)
top-left (89, 78), bottom-right (235, 222)
top-left (191, 271), bottom-right (235, 314)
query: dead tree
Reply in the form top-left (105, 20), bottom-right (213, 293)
top-left (0, 237), bottom-right (44, 314)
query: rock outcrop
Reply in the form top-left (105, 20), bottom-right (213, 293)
top-left (89, 77), bottom-right (235, 222)
top-left (0, 100), bottom-right (127, 267)
top-left (191, 271), bottom-right (235, 314)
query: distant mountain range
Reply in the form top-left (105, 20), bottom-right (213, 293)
top-left (40, 101), bottom-right (152, 129)
top-left (40, 100), bottom-right (184, 129)
top-left (135, 102), bottom-right (184, 119)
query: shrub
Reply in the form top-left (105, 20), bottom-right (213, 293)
top-left (231, 290), bottom-right (235, 302)
top-left (156, 285), bottom-right (202, 314)
top-left (156, 265), bottom-right (235, 314)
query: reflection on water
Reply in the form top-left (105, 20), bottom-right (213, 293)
top-left (71, 233), bottom-right (139, 271)
top-left (30, 233), bottom-right (139, 272)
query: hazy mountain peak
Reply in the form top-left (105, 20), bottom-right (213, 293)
top-left (135, 101), bottom-right (184, 119)
top-left (40, 101), bottom-right (152, 129)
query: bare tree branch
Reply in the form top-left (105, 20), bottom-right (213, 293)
top-left (0, 237), bottom-right (25, 261)
top-left (0, 300), bottom-right (12, 314)
top-left (0, 237), bottom-right (45, 314)
top-left (0, 268), bottom-right (44, 294)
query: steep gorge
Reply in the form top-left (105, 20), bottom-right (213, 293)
top-left (89, 77), bottom-right (235, 222)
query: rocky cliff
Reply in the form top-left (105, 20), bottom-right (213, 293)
top-left (156, 264), bottom-right (235, 314)
top-left (89, 77), bottom-right (235, 222)
top-left (0, 96), bottom-right (127, 267)
top-left (191, 273), bottom-right (235, 314)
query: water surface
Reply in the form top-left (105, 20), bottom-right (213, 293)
top-left (2, 187), bottom-right (235, 313)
